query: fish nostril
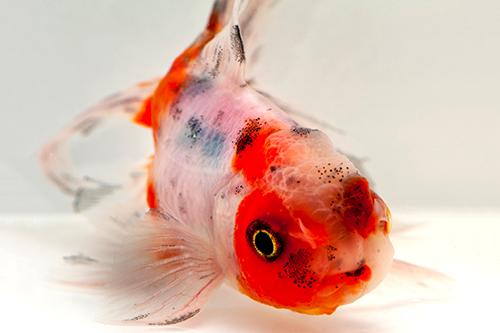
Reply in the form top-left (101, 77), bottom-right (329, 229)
top-left (341, 176), bottom-right (376, 238)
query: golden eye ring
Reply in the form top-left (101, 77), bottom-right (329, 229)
top-left (247, 220), bottom-right (283, 261)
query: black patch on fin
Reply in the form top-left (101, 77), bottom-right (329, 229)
top-left (148, 309), bottom-right (201, 326)
top-left (72, 177), bottom-right (121, 212)
top-left (63, 253), bottom-right (98, 265)
top-left (291, 127), bottom-right (317, 137)
top-left (210, 46), bottom-right (224, 77)
top-left (230, 25), bottom-right (246, 63)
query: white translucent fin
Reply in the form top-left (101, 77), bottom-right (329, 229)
top-left (354, 259), bottom-right (454, 311)
top-left (40, 79), bottom-right (159, 216)
top-left (61, 210), bottom-right (223, 325)
top-left (195, 4), bottom-right (245, 82)
top-left (194, 0), bottom-right (271, 83)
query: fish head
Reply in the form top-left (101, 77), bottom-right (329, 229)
top-left (230, 128), bottom-right (394, 314)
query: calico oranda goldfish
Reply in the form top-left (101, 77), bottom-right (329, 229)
top-left (40, 0), bottom-right (394, 325)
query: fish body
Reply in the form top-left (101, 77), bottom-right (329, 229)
top-left (41, 0), bottom-right (394, 325)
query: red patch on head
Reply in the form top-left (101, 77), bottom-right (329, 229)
top-left (235, 189), bottom-right (331, 310)
top-left (342, 177), bottom-right (376, 238)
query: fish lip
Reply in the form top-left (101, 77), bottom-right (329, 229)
top-left (313, 264), bottom-right (372, 310)
top-left (371, 192), bottom-right (391, 235)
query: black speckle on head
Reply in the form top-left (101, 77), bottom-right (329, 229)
top-left (234, 184), bottom-right (244, 194)
top-left (280, 249), bottom-right (318, 289)
top-left (315, 162), bottom-right (347, 185)
top-left (326, 245), bottom-right (338, 261)
top-left (269, 165), bottom-right (277, 172)
top-left (230, 25), bottom-right (246, 63)
top-left (235, 118), bottom-right (262, 154)
top-left (291, 127), bottom-right (315, 137)
top-left (185, 117), bottom-right (204, 146)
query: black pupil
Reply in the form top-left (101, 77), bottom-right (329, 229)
top-left (255, 231), bottom-right (274, 256)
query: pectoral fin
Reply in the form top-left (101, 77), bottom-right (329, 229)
top-left (66, 210), bottom-right (223, 325)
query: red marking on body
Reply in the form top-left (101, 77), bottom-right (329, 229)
top-left (232, 119), bottom-right (282, 184)
top-left (342, 177), bottom-right (376, 238)
top-left (142, 156), bottom-right (157, 209)
top-left (233, 130), bottom-right (277, 183)
top-left (146, 180), bottom-right (157, 209)
top-left (134, 96), bottom-right (153, 128)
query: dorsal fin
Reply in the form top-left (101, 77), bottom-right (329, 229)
top-left (133, 0), bottom-right (235, 132)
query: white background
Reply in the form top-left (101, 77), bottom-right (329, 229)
top-left (0, 1), bottom-right (499, 332)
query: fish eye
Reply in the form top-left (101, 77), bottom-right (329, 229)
top-left (246, 220), bottom-right (283, 261)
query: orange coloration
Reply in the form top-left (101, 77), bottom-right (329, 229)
top-left (382, 220), bottom-right (390, 235)
top-left (146, 180), bottom-right (157, 209)
top-left (141, 156), bottom-right (157, 209)
top-left (342, 177), bottom-right (377, 238)
top-left (134, 96), bottom-right (153, 128)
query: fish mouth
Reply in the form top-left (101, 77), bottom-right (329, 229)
top-left (294, 265), bottom-right (373, 315)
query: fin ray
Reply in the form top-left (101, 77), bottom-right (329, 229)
top-left (62, 210), bottom-right (223, 325)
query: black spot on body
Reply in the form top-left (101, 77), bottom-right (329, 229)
top-left (172, 107), bottom-right (183, 120)
top-left (234, 184), bottom-right (244, 194)
top-left (185, 117), bottom-right (204, 146)
top-left (235, 118), bottom-right (262, 154)
top-left (230, 25), bottom-right (246, 63)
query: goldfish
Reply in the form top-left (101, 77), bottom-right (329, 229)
top-left (40, 0), bottom-right (394, 325)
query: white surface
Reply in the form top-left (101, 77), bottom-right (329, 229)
top-left (1, 211), bottom-right (498, 332)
